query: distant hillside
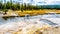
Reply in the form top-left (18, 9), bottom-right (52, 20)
top-left (38, 5), bottom-right (60, 9)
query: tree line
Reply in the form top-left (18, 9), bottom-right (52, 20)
top-left (0, 1), bottom-right (60, 12)
top-left (0, 1), bottom-right (41, 11)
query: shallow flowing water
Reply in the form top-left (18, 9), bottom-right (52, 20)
top-left (0, 14), bottom-right (60, 25)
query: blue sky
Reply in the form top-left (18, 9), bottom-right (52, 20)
top-left (2, 0), bottom-right (60, 5)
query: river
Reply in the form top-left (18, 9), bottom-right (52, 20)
top-left (0, 14), bottom-right (60, 26)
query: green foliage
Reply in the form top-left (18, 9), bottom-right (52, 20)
top-left (0, 1), bottom-right (41, 11)
top-left (0, 1), bottom-right (60, 12)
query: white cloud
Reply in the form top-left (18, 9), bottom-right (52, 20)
top-left (32, 0), bottom-right (60, 5)
top-left (4, 0), bottom-right (60, 5)
top-left (44, 0), bottom-right (60, 5)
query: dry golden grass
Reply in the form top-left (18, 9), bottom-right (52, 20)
top-left (6, 9), bottom-right (60, 17)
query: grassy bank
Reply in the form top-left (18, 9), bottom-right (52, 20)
top-left (2, 9), bottom-right (60, 17)
top-left (2, 9), bottom-right (60, 20)
top-left (14, 9), bottom-right (60, 17)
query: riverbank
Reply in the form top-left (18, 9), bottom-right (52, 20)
top-left (2, 9), bottom-right (60, 17)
